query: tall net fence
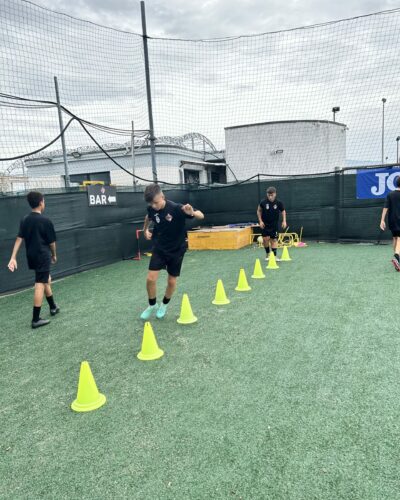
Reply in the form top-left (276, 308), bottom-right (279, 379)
top-left (1, 0), bottom-right (400, 191)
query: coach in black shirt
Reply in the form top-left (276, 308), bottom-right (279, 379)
top-left (257, 186), bottom-right (287, 261)
top-left (8, 191), bottom-right (60, 329)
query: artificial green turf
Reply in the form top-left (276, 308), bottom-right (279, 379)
top-left (1, 243), bottom-right (399, 499)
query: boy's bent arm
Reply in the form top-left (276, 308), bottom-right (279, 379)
top-left (193, 210), bottom-right (204, 220)
top-left (143, 215), bottom-right (152, 240)
top-left (8, 237), bottom-right (23, 271)
top-left (143, 215), bottom-right (150, 231)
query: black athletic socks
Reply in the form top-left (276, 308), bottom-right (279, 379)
top-left (33, 306), bottom-right (41, 322)
top-left (46, 295), bottom-right (56, 309)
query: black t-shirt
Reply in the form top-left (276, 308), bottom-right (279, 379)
top-left (259, 199), bottom-right (285, 227)
top-left (384, 190), bottom-right (400, 231)
top-left (147, 200), bottom-right (194, 255)
top-left (18, 212), bottom-right (56, 270)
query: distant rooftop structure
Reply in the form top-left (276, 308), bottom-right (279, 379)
top-left (3, 132), bottom-right (218, 175)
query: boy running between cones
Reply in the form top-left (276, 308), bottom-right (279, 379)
top-left (380, 175), bottom-right (400, 271)
top-left (140, 183), bottom-right (204, 320)
top-left (257, 186), bottom-right (287, 261)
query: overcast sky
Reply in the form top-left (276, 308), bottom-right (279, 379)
top-left (29, 0), bottom-right (399, 38)
top-left (2, 0), bottom-right (400, 176)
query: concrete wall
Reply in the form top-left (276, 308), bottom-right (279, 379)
top-left (225, 121), bottom-right (346, 181)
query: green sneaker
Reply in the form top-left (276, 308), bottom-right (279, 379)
top-left (140, 304), bottom-right (158, 320)
top-left (156, 303), bottom-right (168, 319)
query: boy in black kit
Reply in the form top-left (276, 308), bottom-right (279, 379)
top-left (140, 183), bottom-right (204, 320)
top-left (8, 191), bottom-right (59, 329)
top-left (380, 176), bottom-right (400, 271)
top-left (257, 186), bottom-right (287, 261)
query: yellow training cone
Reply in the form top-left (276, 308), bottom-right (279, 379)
top-left (212, 279), bottom-right (230, 305)
top-left (251, 258), bottom-right (266, 279)
top-left (177, 294), bottom-right (198, 324)
top-left (71, 361), bottom-right (106, 413)
top-left (235, 268), bottom-right (251, 291)
top-left (281, 245), bottom-right (292, 261)
top-left (267, 251), bottom-right (279, 270)
top-left (137, 322), bottom-right (164, 361)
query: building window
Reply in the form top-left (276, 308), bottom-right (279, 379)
top-left (69, 172), bottom-right (111, 185)
top-left (211, 172), bottom-right (221, 184)
top-left (184, 169), bottom-right (200, 184)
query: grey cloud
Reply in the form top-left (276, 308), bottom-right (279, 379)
top-left (2, 0), bottom-right (400, 171)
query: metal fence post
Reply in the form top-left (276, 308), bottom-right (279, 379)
top-left (54, 76), bottom-right (70, 187)
top-left (140, 1), bottom-right (157, 183)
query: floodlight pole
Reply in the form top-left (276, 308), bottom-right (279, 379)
top-left (382, 98), bottom-right (386, 165)
top-left (54, 76), bottom-right (70, 187)
top-left (140, 1), bottom-right (158, 183)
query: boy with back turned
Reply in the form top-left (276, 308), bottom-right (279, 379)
top-left (8, 191), bottom-right (60, 328)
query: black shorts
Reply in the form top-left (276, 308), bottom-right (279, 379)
top-left (261, 227), bottom-right (279, 239)
top-left (391, 230), bottom-right (400, 238)
top-left (149, 251), bottom-right (185, 277)
top-left (35, 269), bottom-right (50, 284)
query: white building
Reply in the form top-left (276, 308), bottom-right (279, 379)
top-left (20, 134), bottom-right (226, 189)
top-left (225, 120), bottom-right (347, 181)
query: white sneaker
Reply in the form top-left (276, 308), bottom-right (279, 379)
top-left (275, 257), bottom-right (281, 262)
top-left (265, 256), bottom-right (269, 261)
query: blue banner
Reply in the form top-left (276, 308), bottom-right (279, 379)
top-left (356, 168), bottom-right (400, 199)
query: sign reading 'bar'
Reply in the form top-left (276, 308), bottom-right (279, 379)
top-left (87, 185), bottom-right (118, 206)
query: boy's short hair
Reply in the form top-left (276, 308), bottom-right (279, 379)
top-left (27, 191), bottom-right (44, 209)
top-left (396, 176), bottom-right (400, 188)
top-left (266, 187), bottom-right (277, 195)
top-left (144, 183), bottom-right (162, 203)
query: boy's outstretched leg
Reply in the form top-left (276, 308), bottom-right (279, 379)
top-left (263, 236), bottom-right (271, 261)
top-left (156, 275), bottom-right (177, 319)
top-left (45, 276), bottom-right (60, 316)
top-left (32, 281), bottom-right (50, 329)
top-left (140, 270), bottom-right (159, 320)
top-left (271, 237), bottom-right (279, 261)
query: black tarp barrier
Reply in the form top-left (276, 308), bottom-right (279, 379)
top-left (0, 174), bottom-right (390, 294)
top-left (189, 173), bottom-right (387, 242)
top-left (0, 189), bottom-right (191, 294)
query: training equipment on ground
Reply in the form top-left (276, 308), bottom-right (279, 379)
top-left (251, 259), bottom-right (266, 279)
top-left (235, 268), bottom-right (252, 291)
top-left (266, 252), bottom-right (279, 270)
top-left (293, 227), bottom-right (307, 247)
top-left (280, 246), bottom-right (292, 261)
top-left (71, 361), bottom-right (106, 413)
top-left (212, 279), bottom-right (230, 305)
top-left (137, 322), bottom-right (164, 360)
top-left (177, 294), bottom-right (198, 324)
